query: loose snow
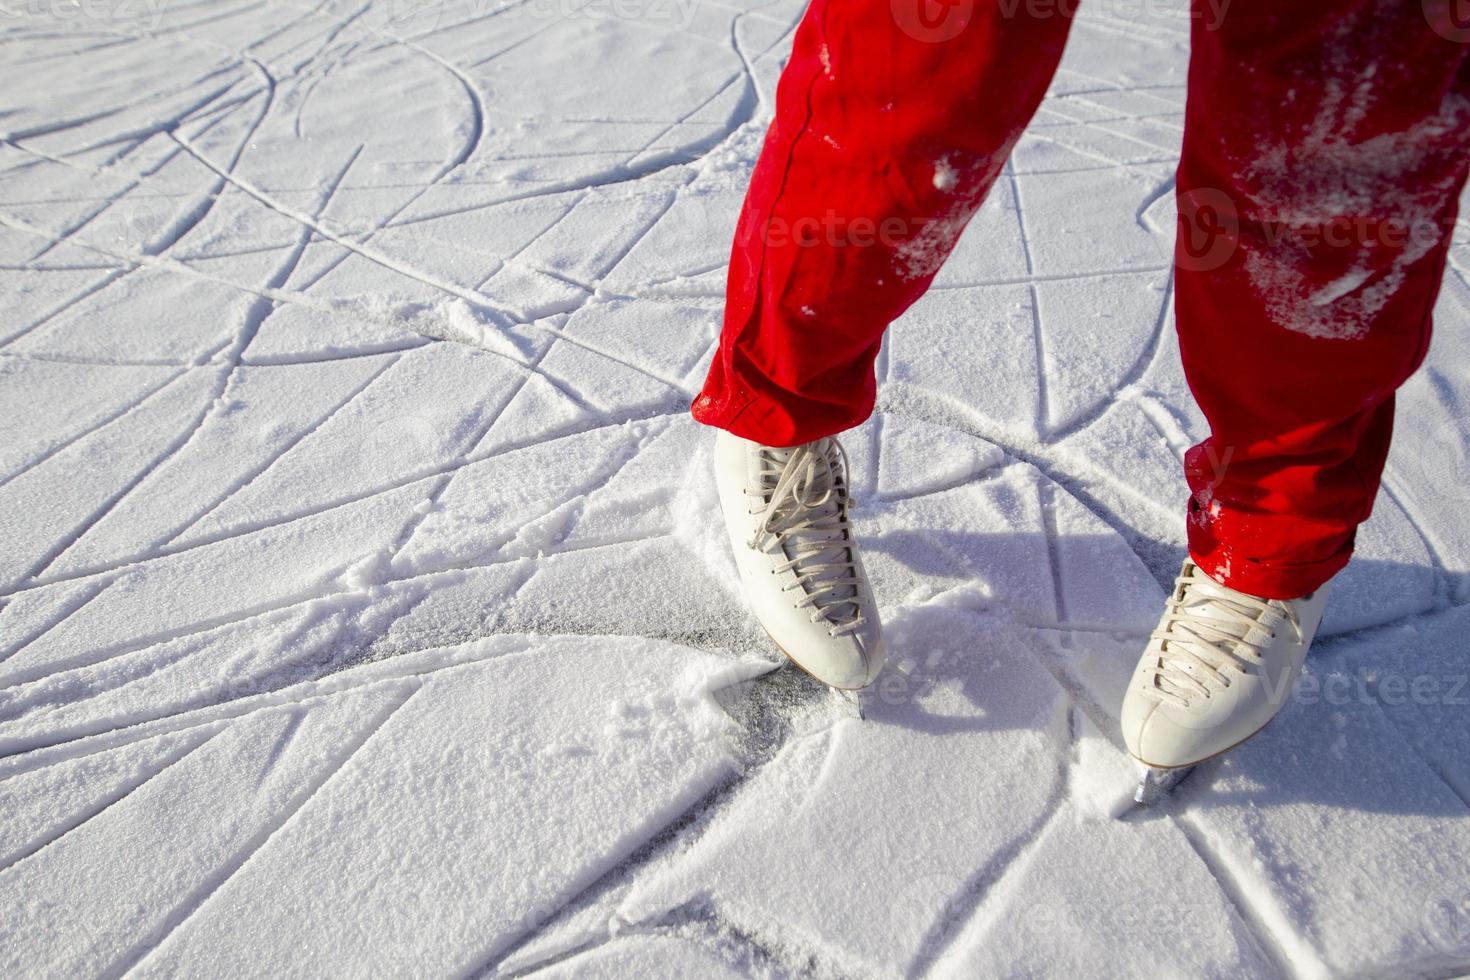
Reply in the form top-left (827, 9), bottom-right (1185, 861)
top-left (2, 1), bottom-right (1469, 978)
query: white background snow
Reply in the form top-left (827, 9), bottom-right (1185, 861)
top-left (3, 0), bottom-right (1470, 976)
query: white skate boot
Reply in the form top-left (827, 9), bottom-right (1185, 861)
top-left (1121, 560), bottom-right (1332, 798)
top-left (714, 430), bottom-right (884, 689)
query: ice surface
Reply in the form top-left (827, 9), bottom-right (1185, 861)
top-left (2, 0), bottom-right (1469, 976)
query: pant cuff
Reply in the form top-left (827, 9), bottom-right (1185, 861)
top-left (1186, 496), bottom-right (1352, 600)
top-left (690, 378), bottom-right (869, 447)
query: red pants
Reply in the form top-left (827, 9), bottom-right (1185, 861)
top-left (693, 0), bottom-right (1470, 599)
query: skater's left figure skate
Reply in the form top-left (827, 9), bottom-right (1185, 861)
top-left (714, 430), bottom-right (885, 690)
top-left (1122, 560), bottom-right (1332, 795)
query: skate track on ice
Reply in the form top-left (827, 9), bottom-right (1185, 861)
top-left (3, 1), bottom-right (1470, 977)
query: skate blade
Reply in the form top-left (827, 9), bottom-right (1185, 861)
top-left (1133, 765), bottom-right (1196, 806)
top-left (832, 686), bottom-right (864, 721)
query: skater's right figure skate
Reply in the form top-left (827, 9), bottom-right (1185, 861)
top-left (713, 430), bottom-right (885, 690)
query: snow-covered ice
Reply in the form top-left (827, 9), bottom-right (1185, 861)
top-left (2, 0), bottom-right (1470, 977)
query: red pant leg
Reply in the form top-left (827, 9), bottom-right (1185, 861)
top-left (693, 0), bottom-right (1076, 446)
top-left (1175, 0), bottom-right (1470, 599)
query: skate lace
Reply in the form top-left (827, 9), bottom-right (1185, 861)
top-left (1143, 562), bottom-right (1303, 708)
top-left (746, 439), bottom-right (865, 637)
